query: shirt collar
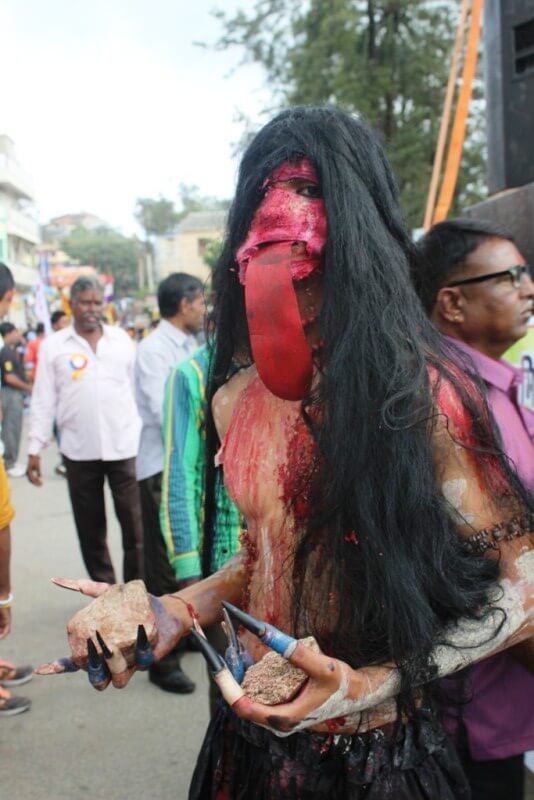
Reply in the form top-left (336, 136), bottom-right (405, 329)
top-left (66, 323), bottom-right (109, 347)
top-left (158, 319), bottom-right (196, 349)
top-left (443, 335), bottom-right (519, 393)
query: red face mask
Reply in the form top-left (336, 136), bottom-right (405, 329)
top-left (236, 159), bottom-right (327, 401)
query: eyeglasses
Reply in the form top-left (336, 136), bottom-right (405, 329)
top-left (447, 264), bottom-right (534, 290)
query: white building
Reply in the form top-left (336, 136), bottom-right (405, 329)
top-left (42, 212), bottom-right (109, 243)
top-left (154, 210), bottom-right (227, 285)
top-left (0, 135), bottom-right (40, 300)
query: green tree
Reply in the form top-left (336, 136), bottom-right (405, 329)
top-left (202, 238), bottom-right (224, 271)
top-left (175, 187), bottom-right (229, 278)
top-left (213, 0), bottom-right (486, 227)
top-left (177, 184), bottom-right (230, 219)
top-left (134, 196), bottom-right (180, 237)
top-left (134, 197), bottom-right (180, 291)
top-left (61, 227), bottom-right (139, 297)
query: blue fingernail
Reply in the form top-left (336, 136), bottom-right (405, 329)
top-left (87, 638), bottom-right (108, 684)
top-left (58, 657), bottom-right (79, 673)
top-left (135, 625), bottom-right (154, 669)
top-left (88, 662), bottom-right (108, 685)
top-left (134, 643), bottom-right (155, 668)
top-left (263, 625), bottom-right (297, 658)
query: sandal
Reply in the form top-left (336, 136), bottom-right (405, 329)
top-left (0, 694), bottom-right (31, 716)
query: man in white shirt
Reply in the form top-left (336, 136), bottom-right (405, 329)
top-left (26, 276), bottom-right (144, 584)
top-left (134, 272), bottom-right (205, 693)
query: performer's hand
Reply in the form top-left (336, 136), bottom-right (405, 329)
top-left (193, 602), bottom-right (399, 736)
top-left (34, 578), bottom-right (186, 691)
top-left (26, 455), bottom-right (42, 486)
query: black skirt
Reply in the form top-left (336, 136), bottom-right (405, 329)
top-left (188, 704), bottom-right (470, 799)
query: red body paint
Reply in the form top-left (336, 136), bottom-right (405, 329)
top-left (325, 719), bottom-right (339, 732)
top-left (221, 377), bottom-right (302, 650)
top-left (236, 158), bottom-right (326, 285)
top-left (245, 243), bottom-right (313, 401)
top-left (278, 411), bottom-right (318, 521)
top-left (428, 364), bottom-right (508, 494)
top-left (234, 159), bottom-right (326, 402)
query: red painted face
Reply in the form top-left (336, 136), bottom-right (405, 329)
top-left (236, 159), bottom-right (327, 401)
top-left (237, 159), bottom-right (327, 284)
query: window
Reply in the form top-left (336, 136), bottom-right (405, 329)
top-left (514, 18), bottom-right (534, 75)
top-left (197, 238), bottom-right (212, 257)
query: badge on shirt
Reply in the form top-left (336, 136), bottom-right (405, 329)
top-left (69, 353), bottom-right (88, 380)
top-left (3, 361), bottom-right (12, 372)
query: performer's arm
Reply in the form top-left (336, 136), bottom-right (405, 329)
top-left (159, 551), bottom-right (247, 628)
top-left (183, 403), bottom-right (534, 735)
top-left (34, 551), bottom-right (248, 689)
top-left (177, 521), bottom-right (532, 737)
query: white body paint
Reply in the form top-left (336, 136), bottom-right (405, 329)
top-left (216, 667), bottom-right (246, 706)
top-left (441, 478), bottom-right (475, 524)
top-left (270, 549), bottom-right (534, 736)
top-left (516, 548), bottom-right (534, 588)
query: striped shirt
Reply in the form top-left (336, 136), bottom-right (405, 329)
top-left (160, 345), bottom-right (241, 580)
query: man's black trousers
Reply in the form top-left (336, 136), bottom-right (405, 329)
top-left (63, 456), bottom-right (144, 584)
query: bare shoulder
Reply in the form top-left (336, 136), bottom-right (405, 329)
top-left (212, 365), bottom-right (257, 440)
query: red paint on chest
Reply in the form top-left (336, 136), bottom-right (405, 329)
top-left (278, 412), bottom-right (318, 520)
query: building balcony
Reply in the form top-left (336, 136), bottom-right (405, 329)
top-left (0, 155), bottom-right (34, 201)
top-left (7, 207), bottom-right (40, 245)
top-left (7, 260), bottom-right (39, 289)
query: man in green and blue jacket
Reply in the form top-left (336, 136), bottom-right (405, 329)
top-left (160, 344), bottom-right (241, 589)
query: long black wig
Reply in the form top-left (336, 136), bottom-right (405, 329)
top-left (202, 106), bottom-right (533, 712)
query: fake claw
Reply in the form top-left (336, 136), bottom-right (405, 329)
top-left (189, 628), bottom-right (245, 708)
top-left (134, 624), bottom-right (154, 669)
top-left (222, 601), bottom-right (298, 659)
top-left (34, 657), bottom-right (79, 675)
top-left (87, 638), bottom-right (109, 686)
top-left (95, 629), bottom-right (129, 675)
top-left (222, 601), bottom-right (265, 636)
top-left (95, 630), bottom-right (113, 659)
top-left (51, 577), bottom-right (110, 597)
top-left (222, 607), bottom-right (247, 683)
top-left (222, 607), bottom-right (240, 651)
top-left (51, 577), bottom-right (84, 592)
top-left (189, 629), bottom-right (226, 674)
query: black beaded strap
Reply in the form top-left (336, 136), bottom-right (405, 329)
top-left (464, 511), bottom-right (534, 554)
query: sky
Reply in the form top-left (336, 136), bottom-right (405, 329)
top-left (0, 0), bottom-right (270, 235)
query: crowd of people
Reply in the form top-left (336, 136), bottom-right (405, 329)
top-left (0, 105), bottom-right (533, 800)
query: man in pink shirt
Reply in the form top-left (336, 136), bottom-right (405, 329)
top-left (26, 276), bottom-right (144, 584)
top-left (416, 218), bottom-right (534, 800)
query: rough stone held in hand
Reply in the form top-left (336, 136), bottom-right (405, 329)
top-left (67, 581), bottom-right (157, 668)
top-left (241, 636), bottom-right (320, 704)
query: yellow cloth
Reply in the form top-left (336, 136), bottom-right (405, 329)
top-left (0, 459), bottom-right (15, 529)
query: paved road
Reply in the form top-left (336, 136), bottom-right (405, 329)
top-left (2, 428), bottom-right (534, 799)
top-left (0, 433), bottom-right (209, 800)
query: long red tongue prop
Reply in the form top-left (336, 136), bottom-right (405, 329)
top-left (245, 242), bottom-right (313, 401)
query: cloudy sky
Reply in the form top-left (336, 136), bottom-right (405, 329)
top-left (0, 0), bottom-right (269, 234)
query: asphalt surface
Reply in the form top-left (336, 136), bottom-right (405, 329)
top-left (2, 425), bottom-right (534, 800)
top-left (0, 428), bottom-right (209, 800)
